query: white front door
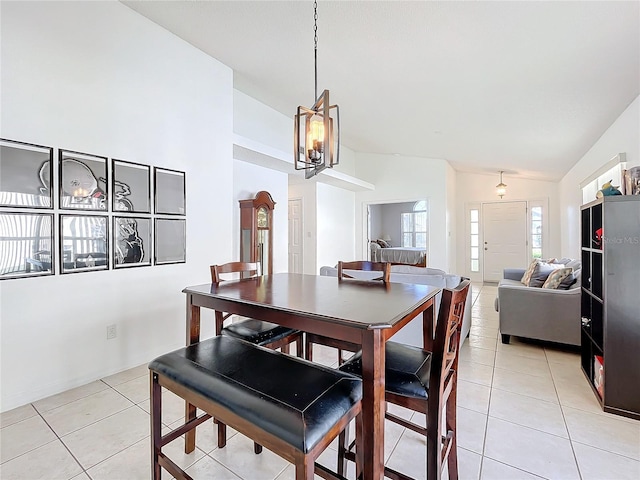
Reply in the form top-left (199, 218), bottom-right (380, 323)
top-left (288, 199), bottom-right (303, 273)
top-left (483, 201), bottom-right (528, 282)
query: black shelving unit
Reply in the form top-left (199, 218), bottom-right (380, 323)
top-left (580, 196), bottom-right (640, 420)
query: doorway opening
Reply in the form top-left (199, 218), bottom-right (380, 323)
top-left (366, 199), bottom-right (429, 266)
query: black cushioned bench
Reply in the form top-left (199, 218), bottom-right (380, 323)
top-left (149, 335), bottom-right (362, 480)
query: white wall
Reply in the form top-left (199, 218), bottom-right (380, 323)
top-left (232, 161), bottom-right (289, 273)
top-left (355, 154), bottom-right (450, 271)
top-left (445, 163), bottom-right (458, 274)
top-left (316, 183), bottom-right (356, 269)
top-left (559, 96), bottom-right (640, 258)
top-left (0, 1), bottom-right (233, 410)
top-left (234, 90), bottom-right (292, 154)
top-left (336, 144), bottom-right (357, 177)
top-left (454, 172), bottom-right (559, 279)
top-left (368, 204), bottom-right (382, 242)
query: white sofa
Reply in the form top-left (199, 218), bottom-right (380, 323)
top-left (319, 264), bottom-right (472, 347)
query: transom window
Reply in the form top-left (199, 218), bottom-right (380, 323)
top-left (401, 200), bottom-right (427, 248)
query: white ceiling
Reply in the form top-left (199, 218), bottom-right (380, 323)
top-left (122, 1), bottom-right (639, 181)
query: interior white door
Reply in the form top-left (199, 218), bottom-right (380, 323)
top-left (288, 199), bottom-right (303, 273)
top-left (483, 201), bottom-right (528, 282)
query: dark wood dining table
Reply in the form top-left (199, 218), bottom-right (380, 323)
top-left (182, 273), bottom-right (440, 480)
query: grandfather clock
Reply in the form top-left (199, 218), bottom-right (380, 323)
top-left (239, 191), bottom-right (275, 276)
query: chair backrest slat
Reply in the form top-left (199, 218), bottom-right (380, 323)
top-left (337, 261), bottom-right (391, 283)
top-left (209, 262), bottom-right (261, 334)
top-left (210, 262), bottom-right (259, 283)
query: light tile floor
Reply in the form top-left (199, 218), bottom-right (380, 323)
top-left (1, 284), bottom-right (639, 479)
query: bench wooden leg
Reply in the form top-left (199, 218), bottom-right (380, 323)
top-left (150, 372), bottom-right (162, 480)
top-left (337, 425), bottom-right (349, 476)
top-left (337, 415), bottom-right (364, 478)
top-left (305, 339), bottom-right (314, 362)
top-left (184, 401), bottom-right (197, 453)
top-left (217, 421), bottom-right (227, 448)
top-left (295, 455), bottom-right (316, 480)
top-left (297, 336), bottom-right (304, 357)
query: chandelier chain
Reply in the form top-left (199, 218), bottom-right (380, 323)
top-left (314, 0), bottom-right (318, 101)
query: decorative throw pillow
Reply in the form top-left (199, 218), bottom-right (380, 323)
top-left (521, 259), bottom-right (539, 286)
top-left (555, 257), bottom-right (573, 266)
top-left (376, 239), bottom-right (390, 248)
top-left (528, 261), bottom-right (566, 287)
top-left (557, 268), bottom-right (579, 289)
top-left (542, 267), bottom-right (574, 289)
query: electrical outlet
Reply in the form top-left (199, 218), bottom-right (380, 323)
top-left (106, 324), bottom-right (117, 340)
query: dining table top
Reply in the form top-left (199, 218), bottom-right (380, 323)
top-left (183, 272), bottom-right (440, 330)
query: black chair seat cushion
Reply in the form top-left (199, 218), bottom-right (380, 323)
top-left (339, 341), bottom-right (432, 399)
top-left (221, 318), bottom-right (299, 346)
top-left (149, 336), bottom-right (362, 453)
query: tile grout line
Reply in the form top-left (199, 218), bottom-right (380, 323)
top-left (545, 347), bottom-right (584, 480)
top-left (51, 379), bottom-right (147, 478)
top-left (479, 455), bottom-right (549, 479)
top-left (31, 403), bottom-right (87, 479)
top-left (36, 385), bottom-right (136, 437)
top-left (29, 380), bottom-right (111, 418)
top-left (476, 283), bottom-right (494, 480)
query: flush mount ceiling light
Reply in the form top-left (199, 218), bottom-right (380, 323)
top-left (294, 1), bottom-right (340, 179)
top-left (496, 171), bottom-right (507, 198)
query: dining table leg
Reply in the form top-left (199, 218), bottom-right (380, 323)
top-left (184, 296), bottom-right (200, 453)
top-left (360, 328), bottom-right (385, 480)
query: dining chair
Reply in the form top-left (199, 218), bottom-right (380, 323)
top-left (210, 261), bottom-right (304, 451)
top-left (304, 261), bottom-right (392, 365)
top-left (338, 278), bottom-right (471, 480)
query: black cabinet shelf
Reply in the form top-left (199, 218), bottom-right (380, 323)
top-left (580, 196), bottom-right (640, 420)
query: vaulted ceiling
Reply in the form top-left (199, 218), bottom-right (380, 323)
top-left (123, 1), bottom-right (640, 181)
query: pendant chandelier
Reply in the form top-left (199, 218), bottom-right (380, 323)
top-left (294, 1), bottom-right (340, 179)
top-left (496, 171), bottom-right (507, 198)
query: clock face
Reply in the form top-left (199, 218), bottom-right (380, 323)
top-left (257, 206), bottom-right (268, 228)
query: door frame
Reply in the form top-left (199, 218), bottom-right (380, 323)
top-left (464, 197), bottom-right (549, 282)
